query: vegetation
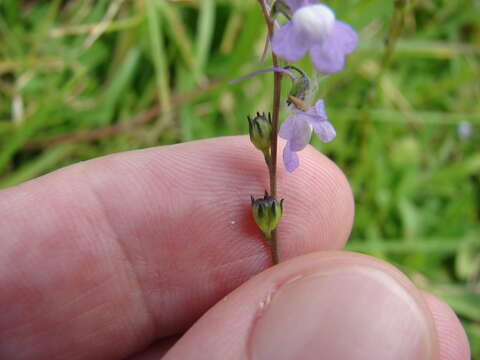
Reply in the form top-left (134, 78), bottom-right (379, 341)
top-left (0, 0), bottom-right (478, 355)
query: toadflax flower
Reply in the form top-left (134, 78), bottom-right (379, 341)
top-left (279, 98), bottom-right (335, 172)
top-left (271, 0), bottom-right (358, 74)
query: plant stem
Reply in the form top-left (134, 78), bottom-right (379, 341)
top-left (270, 68), bottom-right (281, 198)
top-left (271, 232), bottom-right (279, 264)
top-left (264, 232), bottom-right (279, 264)
top-left (257, 0), bottom-right (282, 265)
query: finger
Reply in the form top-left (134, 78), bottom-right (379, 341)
top-left (162, 251), bottom-right (441, 360)
top-left (0, 136), bottom-right (353, 360)
top-left (129, 281), bottom-right (473, 360)
top-left (422, 291), bottom-right (471, 360)
top-left (127, 337), bottom-right (179, 360)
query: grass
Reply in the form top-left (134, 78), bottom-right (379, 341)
top-left (0, 0), bottom-right (479, 356)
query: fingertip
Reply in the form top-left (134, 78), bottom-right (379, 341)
top-left (422, 291), bottom-right (471, 360)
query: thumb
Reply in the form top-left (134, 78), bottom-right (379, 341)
top-left (161, 251), bottom-right (443, 360)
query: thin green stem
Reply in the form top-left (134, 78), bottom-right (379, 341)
top-left (263, 231), bottom-right (278, 264)
top-left (257, 0), bottom-right (282, 265)
top-left (270, 67), bottom-right (281, 198)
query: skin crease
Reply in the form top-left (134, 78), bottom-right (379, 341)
top-left (0, 136), bottom-right (470, 360)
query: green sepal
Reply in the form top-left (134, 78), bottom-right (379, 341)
top-left (251, 191), bottom-right (284, 239)
top-left (270, 0), bottom-right (292, 19)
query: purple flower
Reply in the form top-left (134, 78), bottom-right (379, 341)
top-left (272, 1), bottom-right (358, 74)
top-left (279, 99), bottom-right (335, 172)
top-left (457, 121), bottom-right (473, 139)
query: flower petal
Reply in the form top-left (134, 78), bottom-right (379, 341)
top-left (314, 99), bottom-right (327, 120)
top-left (271, 21), bottom-right (309, 62)
top-left (312, 119), bottom-right (336, 142)
top-left (309, 21), bottom-right (357, 74)
top-left (283, 143), bottom-right (300, 172)
top-left (279, 113), bottom-right (312, 151)
top-left (309, 41), bottom-right (345, 74)
top-left (291, 4), bottom-right (336, 44)
top-left (333, 20), bottom-right (358, 54)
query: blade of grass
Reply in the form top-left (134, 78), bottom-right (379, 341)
top-left (156, 1), bottom-right (195, 70)
top-left (102, 48), bottom-right (141, 124)
top-left (84, 0), bottom-right (126, 49)
top-left (145, 0), bottom-right (174, 144)
top-left (2, 0), bottom-right (20, 25)
top-left (176, 65), bottom-right (194, 141)
top-left (50, 16), bottom-right (142, 38)
top-left (219, 0), bottom-right (243, 54)
top-left (146, 0), bottom-right (171, 119)
top-left (194, 0), bottom-right (215, 82)
top-left (0, 68), bottom-right (87, 174)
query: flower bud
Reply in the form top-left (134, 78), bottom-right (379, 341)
top-left (247, 112), bottom-right (272, 153)
top-left (290, 75), bottom-right (310, 100)
top-left (271, 0), bottom-right (292, 19)
top-left (286, 66), bottom-right (310, 111)
top-left (251, 191), bottom-right (284, 239)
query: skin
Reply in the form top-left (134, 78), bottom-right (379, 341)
top-left (0, 136), bottom-right (470, 359)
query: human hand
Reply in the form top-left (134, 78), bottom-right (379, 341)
top-left (0, 136), bottom-right (470, 360)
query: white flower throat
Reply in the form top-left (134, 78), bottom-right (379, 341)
top-left (292, 4), bottom-right (335, 44)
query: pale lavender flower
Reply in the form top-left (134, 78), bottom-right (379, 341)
top-left (272, 1), bottom-right (358, 74)
top-left (279, 99), bottom-right (335, 172)
top-left (457, 121), bottom-right (473, 139)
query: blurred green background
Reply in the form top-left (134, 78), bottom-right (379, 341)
top-left (0, 0), bottom-right (479, 356)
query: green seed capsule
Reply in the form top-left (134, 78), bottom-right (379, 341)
top-left (247, 112), bottom-right (272, 153)
top-left (251, 191), bottom-right (284, 240)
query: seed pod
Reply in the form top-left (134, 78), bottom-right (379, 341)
top-left (247, 112), bottom-right (272, 153)
top-left (251, 191), bottom-right (284, 240)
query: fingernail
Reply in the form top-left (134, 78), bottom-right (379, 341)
top-left (250, 265), bottom-right (436, 360)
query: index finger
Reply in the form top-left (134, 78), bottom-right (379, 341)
top-left (0, 136), bottom-right (353, 360)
